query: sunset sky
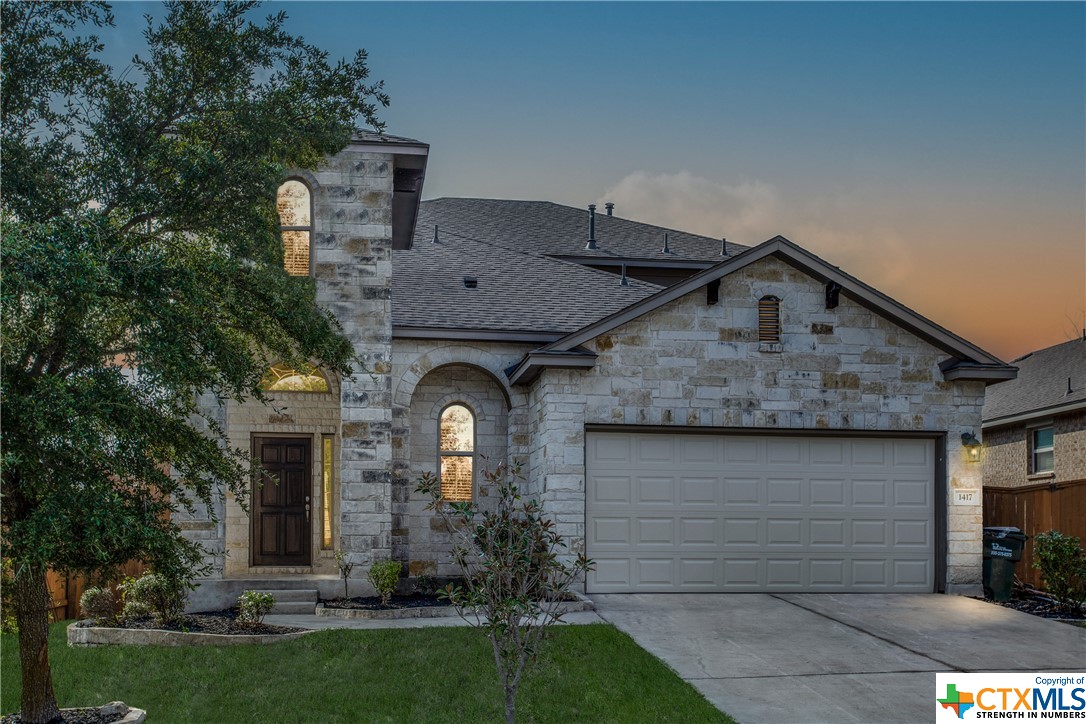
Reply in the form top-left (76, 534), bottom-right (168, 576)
top-left (104, 2), bottom-right (1085, 362)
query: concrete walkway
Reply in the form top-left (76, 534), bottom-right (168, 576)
top-left (264, 610), bottom-right (605, 630)
top-left (593, 593), bottom-right (1086, 724)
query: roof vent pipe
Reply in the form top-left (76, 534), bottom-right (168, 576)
top-left (1069, 377), bottom-right (1075, 396)
top-left (586, 204), bottom-right (598, 250)
top-left (662, 233), bottom-right (671, 254)
top-left (605, 202), bottom-right (614, 216)
top-left (620, 263), bottom-right (630, 286)
top-left (721, 237), bottom-right (728, 256)
top-left (432, 225), bottom-right (439, 243)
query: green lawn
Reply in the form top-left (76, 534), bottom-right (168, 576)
top-left (2, 623), bottom-right (732, 723)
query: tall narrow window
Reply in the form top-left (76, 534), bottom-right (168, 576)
top-left (321, 435), bottom-right (334, 549)
top-left (1031, 427), bottom-right (1054, 474)
top-left (277, 179), bottom-right (311, 276)
top-left (439, 404), bottom-right (475, 501)
top-left (758, 295), bottom-right (781, 342)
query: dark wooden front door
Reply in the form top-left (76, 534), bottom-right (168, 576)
top-left (251, 437), bottom-right (312, 566)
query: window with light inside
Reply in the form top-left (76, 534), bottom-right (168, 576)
top-left (439, 404), bottom-right (474, 501)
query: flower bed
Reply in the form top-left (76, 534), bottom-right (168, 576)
top-left (1, 701), bottom-right (145, 723)
top-left (317, 592), bottom-right (595, 620)
top-left (68, 610), bottom-right (311, 647)
top-left (976, 586), bottom-right (1085, 626)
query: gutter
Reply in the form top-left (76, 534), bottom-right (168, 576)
top-left (981, 398), bottom-right (1086, 430)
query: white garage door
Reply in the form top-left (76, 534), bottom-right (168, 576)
top-left (586, 431), bottom-right (936, 593)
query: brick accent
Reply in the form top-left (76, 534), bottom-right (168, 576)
top-left (983, 410), bottom-right (1086, 487)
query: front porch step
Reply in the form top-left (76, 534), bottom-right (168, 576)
top-left (248, 588), bottom-right (319, 615)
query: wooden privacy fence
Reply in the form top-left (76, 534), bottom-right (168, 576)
top-left (46, 560), bottom-right (148, 621)
top-left (983, 479), bottom-right (1086, 590)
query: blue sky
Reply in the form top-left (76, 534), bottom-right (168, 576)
top-left (102, 2), bottom-right (1085, 359)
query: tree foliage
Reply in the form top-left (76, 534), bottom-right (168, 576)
top-left (0, 2), bottom-right (388, 720)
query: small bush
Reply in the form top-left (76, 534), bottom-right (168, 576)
top-left (414, 574), bottom-right (439, 596)
top-left (368, 560), bottom-right (402, 606)
top-left (237, 590), bottom-right (274, 626)
top-left (1033, 530), bottom-right (1086, 612)
top-left (120, 573), bottom-right (186, 624)
top-left (1, 559), bottom-right (17, 634)
top-left (79, 586), bottom-right (117, 625)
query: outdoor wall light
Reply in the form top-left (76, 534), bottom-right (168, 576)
top-left (961, 432), bottom-right (982, 463)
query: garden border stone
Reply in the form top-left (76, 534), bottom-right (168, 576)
top-left (316, 592), bottom-right (595, 620)
top-left (67, 621), bottom-right (314, 647)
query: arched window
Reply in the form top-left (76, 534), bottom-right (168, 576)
top-left (277, 179), bottom-right (311, 276)
top-left (439, 403), bottom-right (475, 501)
top-left (758, 295), bottom-right (781, 343)
top-left (260, 363), bottom-right (329, 392)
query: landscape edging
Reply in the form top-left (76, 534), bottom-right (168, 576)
top-left (316, 595), bottom-right (595, 620)
top-left (67, 621), bottom-right (314, 647)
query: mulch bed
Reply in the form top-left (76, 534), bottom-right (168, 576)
top-left (76, 609), bottom-right (306, 635)
top-left (322, 593), bottom-right (451, 611)
top-left (2, 708), bottom-right (127, 724)
top-left (976, 587), bottom-right (1086, 624)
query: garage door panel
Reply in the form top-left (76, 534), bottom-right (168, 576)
top-left (586, 432), bottom-right (936, 593)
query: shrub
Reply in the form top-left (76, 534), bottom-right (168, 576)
top-left (334, 545), bottom-right (355, 599)
top-left (120, 573), bottom-right (187, 625)
top-left (79, 586), bottom-right (117, 625)
top-left (368, 560), bottom-right (401, 607)
top-left (414, 574), bottom-right (439, 596)
top-left (1033, 530), bottom-right (1086, 612)
top-left (236, 590), bottom-right (275, 626)
top-left (1, 559), bottom-right (17, 634)
top-left (417, 461), bottom-right (592, 724)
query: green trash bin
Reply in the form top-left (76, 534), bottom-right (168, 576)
top-left (983, 526), bottom-right (1028, 602)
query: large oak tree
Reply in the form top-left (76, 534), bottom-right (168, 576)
top-left (1, 3), bottom-right (387, 720)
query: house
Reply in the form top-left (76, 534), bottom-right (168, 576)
top-left (981, 336), bottom-right (1086, 488)
top-left (180, 133), bottom-right (1018, 609)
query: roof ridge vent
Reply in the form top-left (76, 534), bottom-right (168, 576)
top-left (585, 204), bottom-right (598, 250)
top-left (661, 233), bottom-right (671, 254)
top-left (463, 275), bottom-right (477, 289)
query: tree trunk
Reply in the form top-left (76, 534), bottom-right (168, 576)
top-left (15, 564), bottom-right (61, 723)
top-left (504, 685), bottom-right (516, 724)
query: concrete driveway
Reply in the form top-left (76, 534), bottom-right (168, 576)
top-left (592, 594), bottom-right (1086, 723)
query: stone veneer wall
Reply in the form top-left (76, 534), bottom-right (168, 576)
top-left (390, 340), bottom-right (534, 575)
top-left (529, 255), bottom-right (987, 590)
top-left (221, 386), bottom-right (340, 576)
top-left (405, 365), bottom-right (508, 576)
top-left (983, 410), bottom-right (1086, 488)
top-left (180, 143), bottom-right (397, 580)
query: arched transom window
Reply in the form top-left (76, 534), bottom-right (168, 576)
top-left (439, 404), bottom-right (475, 501)
top-left (260, 363), bottom-right (329, 392)
top-left (758, 295), bottom-right (781, 343)
top-left (277, 179), bottom-right (311, 276)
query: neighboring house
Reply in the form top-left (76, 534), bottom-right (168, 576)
top-left (180, 133), bottom-right (1018, 608)
top-left (982, 337), bottom-right (1086, 487)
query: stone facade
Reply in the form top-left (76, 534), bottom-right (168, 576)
top-left (390, 340), bottom-right (533, 576)
top-left (983, 410), bottom-right (1086, 488)
top-left (180, 142), bottom-right (397, 595)
top-left (528, 256), bottom-right (986, 589)
top-left (179, 148), bottom-right (996, 601)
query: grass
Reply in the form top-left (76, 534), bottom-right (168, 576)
top-left (2, 622), bottom-right (732, 723)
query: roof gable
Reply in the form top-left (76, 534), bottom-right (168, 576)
top-left (507, 236), bottom-right (1015, 384)
top-left (982, 337), bottom-right (1086, 425)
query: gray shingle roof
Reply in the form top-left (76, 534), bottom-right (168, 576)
top-left (982, 337), bottom-right (1086, 423)
top-left (391, 231), bottom-right (661, 335)
top-left (412, 198), bottom-right (748, 262)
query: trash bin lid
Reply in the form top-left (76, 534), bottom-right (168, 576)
top-left (983, 526), bottom-right (1022, 537)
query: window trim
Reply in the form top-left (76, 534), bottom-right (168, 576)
top-left (277, 177), bottom-right (314, 276)
top-left (1030, 425), bottom-right (1055, 475)
top-left (321, 434), bottom-right (335, 550)
top-left (437, 402), bottom-right (476, 502)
